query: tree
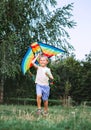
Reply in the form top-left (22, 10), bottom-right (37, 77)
top-left (50, 56), bottom-right (81, 102)
top-left (0, 0), bottom-right (76, 103)
top-left (85, 51), bottom-right (91, 63)
top-left (79, 52), bottom-right (91, 102)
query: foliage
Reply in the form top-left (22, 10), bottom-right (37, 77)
top-left (48, 54), bottom-right (91, 103)
top-left (4, 52), bottom-right (91, 104)
top-left (1, 0), bottom-right (91, 105)
top-left (0, 0), bottom-right (76, 78)
top-left (0, 0), bottom-right (76, 102)
top-left (4, 74), bottom-right (36, 99)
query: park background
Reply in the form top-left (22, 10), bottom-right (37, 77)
top-left (0, 0), bottom-right (91, 130)
top-left (0, 0), bottom-right (91, 106)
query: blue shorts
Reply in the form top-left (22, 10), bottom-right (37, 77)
top-left (36, 84), bottom-right (50, 101)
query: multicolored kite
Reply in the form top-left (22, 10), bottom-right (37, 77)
top-left (21, 42), bottom-right (65, 74)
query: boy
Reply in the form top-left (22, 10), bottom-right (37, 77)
top-left (32, 54), bottom-right (54, 115)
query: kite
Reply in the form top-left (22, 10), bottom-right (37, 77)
top-left (21, 42), bottom-right (65, 74)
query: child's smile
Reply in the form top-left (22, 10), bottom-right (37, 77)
top-left (39, 57), bottom-right (48, 67)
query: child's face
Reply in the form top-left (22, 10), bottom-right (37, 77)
top-left (39, 57), bottom-right (48, 67)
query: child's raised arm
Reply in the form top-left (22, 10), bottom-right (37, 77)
top-left (32, 54), bottom-right (40, 68)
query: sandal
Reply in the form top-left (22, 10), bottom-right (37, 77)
top-left (36, 109), bottom-right (42, 115)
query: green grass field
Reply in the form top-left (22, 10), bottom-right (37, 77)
top-left (0, 104), bottom-right (91, 130)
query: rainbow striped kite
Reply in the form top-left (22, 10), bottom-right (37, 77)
top-left (21, 42), bottom-right (65, 74)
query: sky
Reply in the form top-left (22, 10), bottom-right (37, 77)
top-left (56, 0), bottom-right (91, 60)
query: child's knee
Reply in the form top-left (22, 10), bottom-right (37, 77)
top-left (37, 95), bottom-right (42, 99)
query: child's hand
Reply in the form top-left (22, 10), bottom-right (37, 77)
top-left (36, 53), bottom-right (41, 60)
top-left (36, 53), bottom-right (40, 58)
top-left (49, 79), bottom-right (54, 85)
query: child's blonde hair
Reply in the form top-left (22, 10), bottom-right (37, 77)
top-left (39, 54), bottom-right (49, 62)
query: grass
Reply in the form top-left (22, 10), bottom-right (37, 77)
top-left (0, 104), bottom-right (91, 130)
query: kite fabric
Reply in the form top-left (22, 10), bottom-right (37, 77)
top-left (38, 42), bottom-right (65, 57)
top-left (21, 42), bottom-right (65, 74)
top-left (21, 47), bottom-right (34, 75)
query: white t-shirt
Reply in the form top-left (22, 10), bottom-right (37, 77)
top-left (35, 66), bottom-right (53, 86)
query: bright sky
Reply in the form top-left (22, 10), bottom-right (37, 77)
top-left (56, 0), bottom-right (91, 60)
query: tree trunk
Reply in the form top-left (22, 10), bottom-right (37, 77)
top-left (0, 77), bottom-right (4, 103)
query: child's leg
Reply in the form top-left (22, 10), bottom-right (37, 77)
top-left (37, 95), bottom-right (42, 109)
top-left (44, 100), bottom-right (48, 112)
top-left (36, 84), bottom-right (42, 110)
top-left (42, 86), bottom-right (50, 113)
